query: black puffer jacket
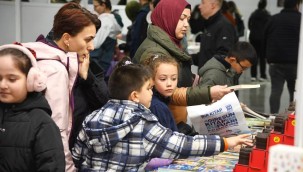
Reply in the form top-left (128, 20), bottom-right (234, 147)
top-left (0, 92), bottom-right (65, 172)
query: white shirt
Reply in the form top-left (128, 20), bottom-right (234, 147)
top-left (93, 13), bottom-right (122, 49)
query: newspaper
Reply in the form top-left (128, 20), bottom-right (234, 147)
top-left (187, 92), bottom-right (250, 137)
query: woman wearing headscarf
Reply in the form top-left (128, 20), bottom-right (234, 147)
top-left (134, 0), bottom-right (231, 132)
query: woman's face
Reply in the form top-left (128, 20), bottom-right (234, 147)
top-left (93, 0), bottom-right (106, 15)
top-left (67, 24), bottom-right (96, 61)
top-left (175, 8), bottom-right (191, 40)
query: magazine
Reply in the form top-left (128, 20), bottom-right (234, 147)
top-left (187, 92), bottom-right (250, 137)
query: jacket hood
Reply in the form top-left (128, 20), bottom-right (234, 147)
top-left (82, 100), bottom-right (158, 153)
top-left (2, 92), bottom-right (52, 115)
top-left (198, 57), bottom-right (227, 76)
top-left (147, 25), bottom-right (191, 62)
top-left (0, 92), bottom-right (52, 131)
top-left (22, 35), bottom-right (79, 74)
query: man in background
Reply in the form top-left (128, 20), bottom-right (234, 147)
top-left (264, 0), bottom-right (301, 114)
top-left (195, 0), bottom-right (237, 69)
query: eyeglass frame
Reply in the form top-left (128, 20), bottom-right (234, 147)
top-left (236, 60), bottom-right (248, 71)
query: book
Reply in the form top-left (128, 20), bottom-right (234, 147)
top-left (242, 106), bottom-right (267, 119)
top-left (228, 84), bottom-right (260, 90)
top-left (245, 118), bottom-right (271, 127)
top-left (156, 152), bottom-right (239, 172)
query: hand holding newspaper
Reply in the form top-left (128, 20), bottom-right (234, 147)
top-left (187, 92), bottom-right (250, 137)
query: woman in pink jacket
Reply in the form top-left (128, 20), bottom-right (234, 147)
top-left (23, 2), bottom-right (101, 171)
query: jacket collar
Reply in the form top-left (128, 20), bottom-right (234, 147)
top-left (147, 25), bottom-right (192, 62)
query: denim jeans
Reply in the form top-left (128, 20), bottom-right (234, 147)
top-left (269, 63), bottom-right (297, 113)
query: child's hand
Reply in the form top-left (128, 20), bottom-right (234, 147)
top-left (225, 134), bottom-right (253, 148)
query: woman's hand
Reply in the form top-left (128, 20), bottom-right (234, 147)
top-left (210, 85), bottom-right (232, 102)
top-left (78, 53), bottom-right (90, 80)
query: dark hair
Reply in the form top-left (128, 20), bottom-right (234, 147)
top-left (142, 54), bottom-right (179, 79)
top-left (53, 2), bottom-right (101, 40)
top-left (228, 42), bottom-right (257, 65)
top-left (284, 0), bottom-right (298, 8)
top-left (185, 4), bottom-right (191, 10)
top-left (258, 0), bottom-right (267, 9)
top-left (0, 48), bottom-right (32, 75)
top-left (96, 0), bottom-right (112, 10)
top-left (153, 0), bottom-right (161, 8)
top-left (108, 63), bottom-right (153, 100)
top-left (221, 0), bottom-right (229, 13)
top-left (118, 0), bottom-right (127, 5)
top-left (227, 1), bottom-right (239, 13)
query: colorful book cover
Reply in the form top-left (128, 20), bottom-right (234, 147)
top-left (157, 152), bottom-right (239, 172)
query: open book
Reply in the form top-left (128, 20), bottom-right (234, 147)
top-left (228, 84), bottom-right (260, 90)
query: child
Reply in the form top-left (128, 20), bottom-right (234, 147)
top-left (0, 44), bottom-right (65, 171)
top-left (198, 41), bottom-right (257, 87)
top-left (143, 54), bottom-right (178, 132)
top-left (72, 61), bottom-right (253, 171)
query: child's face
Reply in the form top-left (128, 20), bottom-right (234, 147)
top-left (137, 79), bottom-right (154, 108)
top-left (154, 63), bottom-right (178, 97)
top-left (231, 59), bottom-right (252, 74)
top-left (0, 55), bottom-right (28, 103)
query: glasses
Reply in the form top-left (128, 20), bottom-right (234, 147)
top-left (237, 60), bottom-right (248, 71)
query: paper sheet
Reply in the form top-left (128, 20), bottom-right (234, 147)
top-left (187, 92), bottom-right (250, 136)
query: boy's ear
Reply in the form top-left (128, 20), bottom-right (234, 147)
top-left (129, 91), bottom-right (140, 103)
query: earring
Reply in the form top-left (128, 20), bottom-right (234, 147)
top-left (65, 41), bottom-right (70, 48)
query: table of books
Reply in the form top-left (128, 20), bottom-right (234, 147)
top-left (152, 117), bottom-right (273, 172)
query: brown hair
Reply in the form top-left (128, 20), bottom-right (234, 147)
top-left (0, 48), bottom-right (32, 75)
top-left (142, 54), bottom-right (179, 79)
top-left (108, 63), bottom-right (152, 100)
top-left (95, 0), bottom-right (112, 10)
top-left (53, 2), bottom-right (101, 40)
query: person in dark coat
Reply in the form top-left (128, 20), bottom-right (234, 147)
top-left (129, 0), bottom-right (151, 58)
top-left (264, 0), bottom-right (301, 114)
top-left (69, 60), bottom-right (109, 150)
top-left (196, 0), bottom-right (237, 69)
top-left (0, 44), bottom-right (65, 171)
top-left (248, 0), bottom-right (271, 81)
